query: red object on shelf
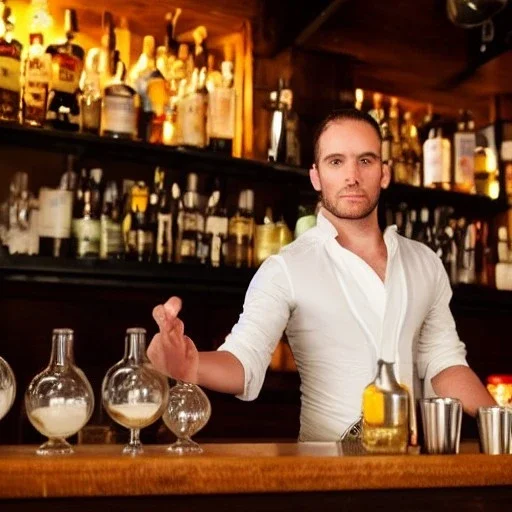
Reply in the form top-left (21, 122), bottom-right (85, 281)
top-left (487, 374), bottom-right (512, 385)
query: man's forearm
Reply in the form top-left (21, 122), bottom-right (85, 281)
top-left (197, 351), bottom-right (245, 395)
top-left (431, 365), bottom-right (496, 416)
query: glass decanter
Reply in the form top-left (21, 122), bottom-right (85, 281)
top-left (25, 328), bottom-right (94, 455)
top-left (0, 356), bottom-right (16, 421)
top-left (163, 381), bottom-right (211, 454)
top-left (102, 327), bottom-right (169, 455)
top-left (361, 359), bottom-right (409, 454)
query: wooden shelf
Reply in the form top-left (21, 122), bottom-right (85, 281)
top-left (0, 122), bottom-right (507, 216)
top-left (1, 252), bottom-right (511, 310)
top-left (0, 251), bottom-right (255, 295)
top-left (0, 121), bottom-right (309, 185)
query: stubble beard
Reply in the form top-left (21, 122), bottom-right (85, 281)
top-left (321, 189), bottom-right (380, 221)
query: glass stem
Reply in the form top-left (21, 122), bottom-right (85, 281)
top-left (130, 428), bottom-right (141, 448)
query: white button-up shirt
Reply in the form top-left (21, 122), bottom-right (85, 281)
top-left (218, 211), bottom-right (468, 441)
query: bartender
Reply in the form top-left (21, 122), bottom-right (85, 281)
top-left (148, 108), bottom-right (496, 441)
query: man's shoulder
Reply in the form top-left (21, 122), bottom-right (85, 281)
top-left (279, 226), bottom-right (326, 259)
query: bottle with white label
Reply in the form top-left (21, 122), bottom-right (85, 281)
top-left (423, 127), bottom-right (451, 190)
top-left (453, 110), bottom-right (476, 194)
top-left (202, 178), bottom-right (228, 266)
top-left (72, 168), bottom-right (102, 259)
top-left (0, 2), bottom-right (22, 122)
top-left (101, 57), bottom-right (138, 139)
top-left (38, 188), bottom-right (73, 258)
top-left (22, 32), bottom-right (51, 127)
top-left (208, 60), bottom-right (235, 154)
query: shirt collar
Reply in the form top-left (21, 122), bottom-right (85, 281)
top-left (317, 209), bottom-right (399, 259)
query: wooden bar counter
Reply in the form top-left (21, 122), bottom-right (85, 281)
top-left (1, 442), bottom-right (511, 511)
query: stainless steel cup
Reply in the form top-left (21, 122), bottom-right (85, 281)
top-left (477, 406), bottom-right (512, 455)
top-left (419, 397), bottom-right (462, 454)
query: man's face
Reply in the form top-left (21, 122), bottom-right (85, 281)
top-left (310, 120), bottom-right (390, 220)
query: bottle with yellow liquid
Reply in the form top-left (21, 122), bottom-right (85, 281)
top-left (362, 359), bottom-right (409, 454)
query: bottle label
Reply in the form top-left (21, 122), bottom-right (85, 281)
top-left (0, 41), bottom-right (22, 92)
top-left (23, 54), bottom-right (51, 122)
top-left (208, 88), bottom-right (235, 140)
top-left (103, 95), bottom-right (137, 136)
top-left (100, 217), bottom-right (123, 259)
top-left (182, 93), bottom-right (206, 147)
top-left (423, 138), bottom-right (450, 186)
top-left (51, 53), bottom-right (82, 94)
top-left (205, 215), bottom-right (228, 236)
top-left (180, 237), bottom-right (196, 258)
top-left (38, 188), bottom-right (73, 238)
top-left (454, 132), bottom-right (476, 187)
top-left (73, 218), bottom-right (100, 257)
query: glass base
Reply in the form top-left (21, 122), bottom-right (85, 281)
top-left (122, 442), bottom-right (144, 456)
top-left (37, 437), bottom-right (73, 456)
top-left (167, 437), bottom-right (203, 455)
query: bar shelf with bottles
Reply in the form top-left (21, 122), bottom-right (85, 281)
top-left (359, 89), bottom-right (510, 215)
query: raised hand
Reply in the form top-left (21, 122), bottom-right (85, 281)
top-left (147, 296), bottom-right (199, 383)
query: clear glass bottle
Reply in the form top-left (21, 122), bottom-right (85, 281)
top-left (362, 359), bottom-right (409, 454)
top-left (102, 327), bottom-right (169, 455)
top-left (163, 381), bottom-right (211, 454)
top-left (25, 328), bottom-right (94, 455)
top-left (0, 355), bottom-right (15, 422)
top-left (79, 48), bottom-right (102, 134)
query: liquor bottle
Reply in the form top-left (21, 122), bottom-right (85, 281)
top-left (100, 180), bottom-right (124, 260)
top-left (0, 2), bottom-right (22, 122)
top-left (115, 16), bottom-right (131, 71)
top-left (73, 168), bottom-right (102, 259)
top-left (388, 97), bottom-right (402, 162)
top-left (225, 189), bottom-right (255, 268)
top-left (207, 58), bottom-right (235, 154)
top-left (267, 81), bottom-right (286, 162)
top-left (164, 8), bottom-right (181, 64)
top-left (202, 178), bottom-right (228, 266)
top-left (368, 92), bottom-right (385, 128)
top-left (362, 359), bottom-right (409, 454)
top-left (423, 127), bottom-right (451, 190)
top-left (156, 182), bottom-right (179, 264)
top-left (453, 109), bottom-right (476, 194)
top-left (101, 56), bottom-right (138, 139)
top-left (22, 32), bottom-right (51, 127)
top-left (45, 9), bottom-right (85, 131)
top-left (38, 157), bottom-right (76, 258)
top-left (79, 48), bottom-right (101, 134)
top-left (354, 88), bottom-right (364, 110)
top-left (176, 173), bottom-right (203, 263)
top-left (400, 111), bottom-right (422, 186)
top-left (181, 67), bottom-right (207, 148)
top-left (129, 35), bottom-right (157, 141)
top-left (281, 87), bottom-right (301, 166)
top-left (145, 167), bottom-right (165, 261)
top-left (126, 181), bottom-right (150, 262)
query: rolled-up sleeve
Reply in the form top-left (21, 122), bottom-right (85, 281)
top-left (217, 255), bottom-right (294, 401)
top-left (416, 257), bottom-right (468, 397)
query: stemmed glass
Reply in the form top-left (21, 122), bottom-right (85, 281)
top-left (25, 328), bottom-right (94, 455)
top-left (0, 356), bottom-right (16, 422)
top-left (102, 327), bottom-right (169, 455)
top-left (163, 381), bottom-right (211, 454)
